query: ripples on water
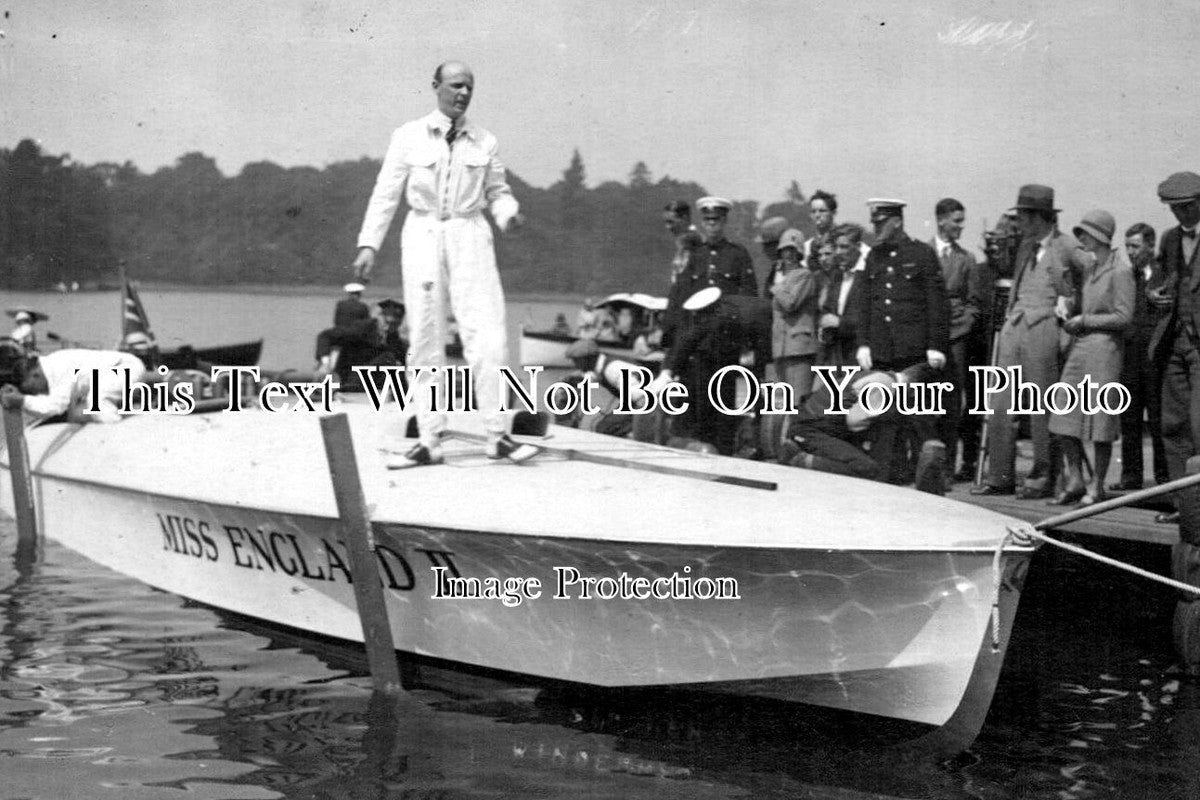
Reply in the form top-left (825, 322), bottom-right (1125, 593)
top-left (1, 524), bottom-right (1199, 799)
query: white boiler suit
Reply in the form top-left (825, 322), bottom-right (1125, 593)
top-left (357, 110), bottom-right (519, 447)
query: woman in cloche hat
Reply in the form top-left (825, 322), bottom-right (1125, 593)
top-left (1047, 209), bottom-right (1135, 507)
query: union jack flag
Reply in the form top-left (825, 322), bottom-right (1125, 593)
top-left (121, 279), bottom-right (156, 348)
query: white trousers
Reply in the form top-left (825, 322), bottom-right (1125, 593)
top-left (401, 212), bottom-right (507, 446)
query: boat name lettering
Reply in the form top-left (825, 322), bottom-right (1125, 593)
top-left (154, 513), bottom-right (429, 591)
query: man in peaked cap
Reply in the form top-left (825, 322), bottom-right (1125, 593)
top-left (662, 196), bottom-right (759, 351)
top-left (7, 308), bottom-right (48, 352)
top-left (336, 282), bottom-right (370, 327)
top-left (973, 184), bottom-right (1086, 499)
top-left (1151, 171), bottom-right (1200, 538)
top-left (853, 198), bottom-right (949, 485)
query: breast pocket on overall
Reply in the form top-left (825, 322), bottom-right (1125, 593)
top-left (403, 150), bottom-right (440, 208)
top-left (453, 150), bottom-right (492, 211)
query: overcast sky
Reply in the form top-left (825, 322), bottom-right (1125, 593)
top-left (2, 0), bottom-right (1198, 241)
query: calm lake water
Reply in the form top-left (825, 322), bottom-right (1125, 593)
top-left (1, 288), bottom-right (1199, 798)
top-left (0, 286), bottom-right (581, 371)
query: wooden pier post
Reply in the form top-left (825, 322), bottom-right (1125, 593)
top-left (2, 404), bottom-right (37, 545)
top-left (320, 413), bottom-right (402, 694)
top-left (1173, 455), bottom-right (1200, 674)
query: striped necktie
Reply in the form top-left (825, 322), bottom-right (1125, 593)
top-left (445, 119), bottom-right (459, 148)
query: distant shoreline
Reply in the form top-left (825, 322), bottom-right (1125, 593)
top-left (16, 282), bottom-right (591, 306)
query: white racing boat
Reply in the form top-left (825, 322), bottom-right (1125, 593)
top-left (0, 401), bottom-right (1035, 752)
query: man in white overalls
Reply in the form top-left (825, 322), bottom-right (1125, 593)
top-left (353, 61), bottom-right (535, 467)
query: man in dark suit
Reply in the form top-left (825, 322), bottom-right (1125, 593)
top-left (1112, 223), bottom-right (1168, 494)
top-left (931, 198), bottom-right (992, 481)
top-left (973, 185), bottom-right (1084, 499)
top-left (1151, 173), bottom-right (1200, 533)
top-left (819, 222), bottom-right (868, 370)
top-left (854, 198), bottom-right (949, 483)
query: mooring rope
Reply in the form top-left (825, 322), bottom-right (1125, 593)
top-left (989, 522), bottom-right (1200, 652)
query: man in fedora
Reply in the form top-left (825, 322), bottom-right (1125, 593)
top-left (973, 184), bottom-right (1085, 498)
top-left (1151, 172), bottom-right (1200, 530)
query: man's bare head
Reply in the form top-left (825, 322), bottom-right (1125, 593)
top-left (433, 61), bottom-right (474, 119)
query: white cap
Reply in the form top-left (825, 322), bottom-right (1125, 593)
top-left (683, 286), bottom-right (722, 311)
top-left (343, 282), bottom-right (365, 293)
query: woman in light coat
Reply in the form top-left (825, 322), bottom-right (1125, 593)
top-left (769, 229), bottom-right (819, 457)
top-left (1048, 210), bottom-right (1134, 506)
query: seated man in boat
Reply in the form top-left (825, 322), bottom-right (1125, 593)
top-left (0, 340), bottom-right (148, 423)
top-left (121, 330), bottom-right (162, 370)
top-left (7, 308), bottom-right (48, 353)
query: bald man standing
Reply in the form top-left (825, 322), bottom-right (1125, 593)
top-left (353, 61), bottom-right (535, 466)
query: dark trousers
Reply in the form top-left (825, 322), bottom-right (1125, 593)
top-left (1161, 332), bottom-right (1200, 545)
top-left (1118, 332), bottom-right (1168, 486)
top-left (944, 333), bottom-right (989, 471)
top-left (788, 422), bottom-right (883, 481)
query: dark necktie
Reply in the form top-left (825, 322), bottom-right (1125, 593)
top-left (445, 119), bottom-right (459, 148)
top-left (822, 268), bottom-right (844, 315)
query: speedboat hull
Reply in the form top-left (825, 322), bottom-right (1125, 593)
top-left (0, 407), bottom-right (1032, 750)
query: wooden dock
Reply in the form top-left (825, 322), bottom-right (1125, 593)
top-left (948, 483), bottom-right (1177, 546)
top-left (947, 438), bottom-right (1178, 546)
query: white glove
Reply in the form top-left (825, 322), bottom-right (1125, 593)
top-left (855, 346), bottom-right (872, 371)
top-left (926, 349), bottom-right (947, 369)
top-left (648, 370), bottom-right (674, 395)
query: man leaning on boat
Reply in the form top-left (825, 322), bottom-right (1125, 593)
top-left (0, 340), bottom-right (148, 423)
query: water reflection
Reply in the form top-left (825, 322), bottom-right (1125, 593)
top-left (1, 527), bottom-right (1200, 799)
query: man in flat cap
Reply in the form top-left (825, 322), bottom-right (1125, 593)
top-left (854, 198), bottom-right (949, 484)
top-left (974, 184), bottom-right (1084, 499)
top-left (351, 60), bottom-right (534, 466)
top-left (1151, 172), bottom-right (1200, 537)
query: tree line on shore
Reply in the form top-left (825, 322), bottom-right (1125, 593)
top-left (0, 138), bottom-right (818, 295)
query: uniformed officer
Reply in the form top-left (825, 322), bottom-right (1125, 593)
top-left (854, 198), bottom-right (950, 484)
top-left (662, 196), bottom-right (759, 352)
top-left (855, 199), bottom-right (949, 372)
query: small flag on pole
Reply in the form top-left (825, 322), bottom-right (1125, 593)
top-left (121, 279), bottom-right (156, 350)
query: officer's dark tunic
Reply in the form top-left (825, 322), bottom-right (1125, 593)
top-left (856, 233), bottom-right (949, 370)
top-left (854, 233), bottom-right (950, 482)
top-left (662, 237), bottom-right (758, 351)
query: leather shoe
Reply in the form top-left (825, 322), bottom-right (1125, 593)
top-left (1107, 481), bottom-right (1142, 493)
top-left (1156, 511), bottom-right (1181, 524)
top-left (1047, 486), bottom-right (1086, 506)
top-left (1016, 486), bottom-right (1053, 500)
top-left (488, 434), bottom-right (540, 464)
top-left (387, 443), bottom-right (444, 470)
top-left (970, 484), bottom-right (1014, 496)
